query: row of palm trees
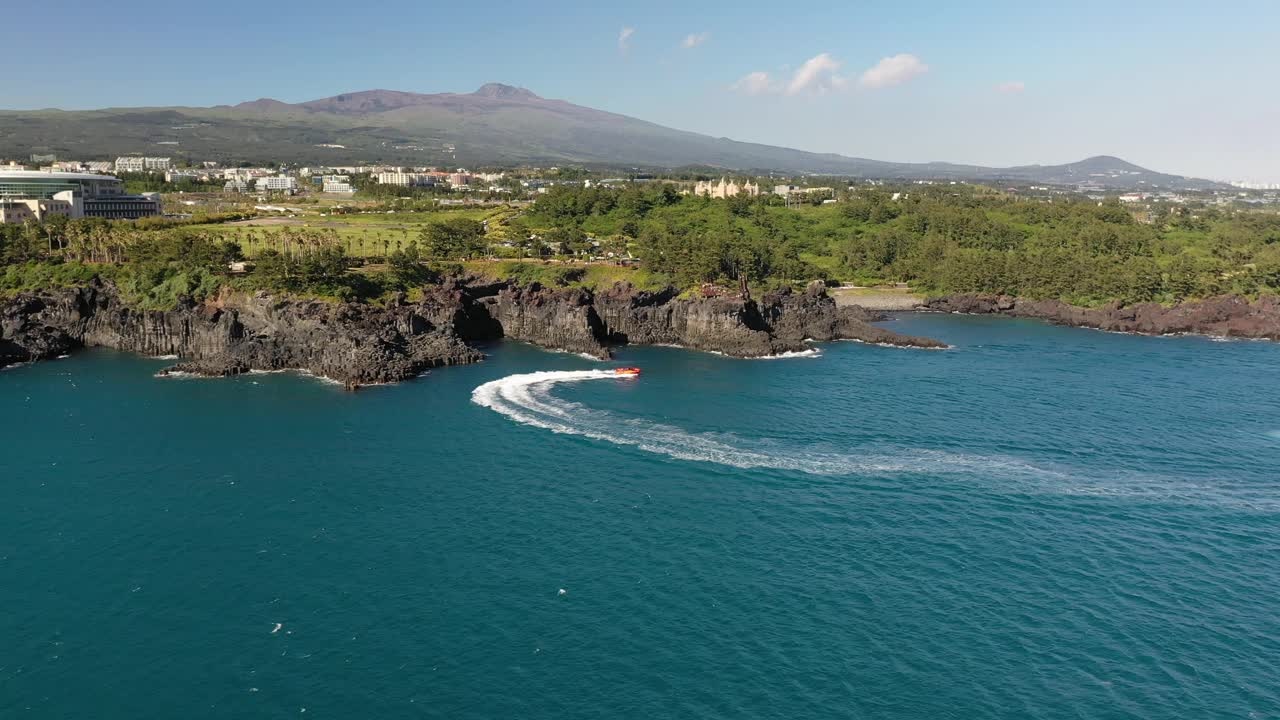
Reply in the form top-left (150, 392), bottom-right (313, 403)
top-left (57, 223), bottom-right (147, 264)
top-left (226, 227), bottom-right (349, 260)
top-left (227, 227), bottom-right (440, 262)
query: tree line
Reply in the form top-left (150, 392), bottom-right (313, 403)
top-left (518, 183), bottom-right (1280, 304)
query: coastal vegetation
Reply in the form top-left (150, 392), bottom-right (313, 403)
top-left (515, 183), bottom-right (1280, 305)
top-left (4, 182), bottom-right (1280, 309)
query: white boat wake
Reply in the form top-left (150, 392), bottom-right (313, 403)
top-left (472, 370), bottom-right (1039, 478)
top-left (470, 370), bottom-right (1280, 509)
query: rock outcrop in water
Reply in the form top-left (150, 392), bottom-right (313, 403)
top-left (2, 277), bottom-right (944, 385)
top-left (924, 293), bottom-right (1280, 340)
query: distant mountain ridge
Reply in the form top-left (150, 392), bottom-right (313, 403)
top-left (0, 84), bottom-right (1222, 189)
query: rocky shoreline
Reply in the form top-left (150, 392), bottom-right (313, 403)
top-left (1, 278), bottom-right (945, 387)
top-left (923, 293), bottom-right (1280, 340)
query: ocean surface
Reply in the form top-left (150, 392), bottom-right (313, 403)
top-left (3, 314), bottom-right (1279, 719)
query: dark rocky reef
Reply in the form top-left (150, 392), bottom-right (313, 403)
top-left (2, 278), bottom-right (944, 385)
top-left (925, 293), bottom-right (1280, 340)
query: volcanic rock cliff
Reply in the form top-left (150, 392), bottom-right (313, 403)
top-left (1, 280), bottom-right (485, 386)
top-left (484, 280), bottom-right (946, 359)
top-left (924, 294), bottom-right (1280, 340)
top-left (1, 278), bottom-right (944, 386)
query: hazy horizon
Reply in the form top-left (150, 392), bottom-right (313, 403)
top-left (7, 0), bottom-right (1277, 181)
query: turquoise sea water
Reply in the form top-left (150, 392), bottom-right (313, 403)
top-left (3, 314), bottom-right (1280, 719)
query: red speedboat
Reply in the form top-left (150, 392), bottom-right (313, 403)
top-left (613, 367), bottom-right (642, 376)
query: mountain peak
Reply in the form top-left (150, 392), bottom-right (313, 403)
top-left (234, 97), bottom-right (292, 111)
top-left (1074, 155), bottom-right (1143, 170)
top-left (473, 83), bottom-right (541, 101)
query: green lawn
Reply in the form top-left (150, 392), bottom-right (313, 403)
top-left (461, 260), bottom-right (670, 291)
top-left (184, 206), bottom-right (518, 258)
top-left (321, 207), bottom-right (504, 225)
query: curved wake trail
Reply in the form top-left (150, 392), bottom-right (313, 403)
top-left (472, 371), bottom-right (1048, 478)
top-left (470, 371), bottom-right (1280, 509)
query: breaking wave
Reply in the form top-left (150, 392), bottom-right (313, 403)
top-left (748, 349), bottom-right (822, 360)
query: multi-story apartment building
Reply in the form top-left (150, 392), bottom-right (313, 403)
top-left (255, 176), bottom-right (297, 193)
top-left (165, 170), bottom-right (205, 183)
top-left (115, 156), bottom-right (172, 173)
top-left (115, 157), bottom-right (146, 173)
top-left (375, 172), bottom-right (437, 187)
top-left (321, 175), bottom-right (355, 194)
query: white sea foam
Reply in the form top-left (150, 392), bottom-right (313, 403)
top-left (292, 369), bottom-right (352, 386)
top-left (155, 370), bottom-right (202, 379)
top-left (472, 370), bottom-right (1036, 477)
top-left (470, 370), bottom-right (1280, 509)
top-left (840, 338), bottom-right (951, 350)
top-left (635, 343), bottom-right (820, 359)
top-left (749, 349), bottom-right (822, 360)
top-left (152, 354), bottom-right (179, 360)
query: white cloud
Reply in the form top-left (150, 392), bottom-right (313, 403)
top-left (734, 51), bottom-right (927, 97)
top-left (730, 71), bottom-right (776, 96)
top-left (785, 53), bottom-right (847, 95)
top-left (618, 27), bottom-right (635, 53)
top-left (858, 53), bottom-right (929, 89)
top-left (681, 32), bottom-right (710, 49)
top-left (996, 81), bottom-right (1026, 94)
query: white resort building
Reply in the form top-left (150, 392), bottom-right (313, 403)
top-left (0, 170), bottom-right (161, 222)
top-left (693, 177), bottom-right (760, 199)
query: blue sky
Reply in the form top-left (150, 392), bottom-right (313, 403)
top-left (9, 0), bottom-right (1278, 179)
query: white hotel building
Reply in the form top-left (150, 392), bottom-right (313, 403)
top-left (0, 170), bottom-right (162, 222)
top-left (375, 172), bottom-right (438, 187)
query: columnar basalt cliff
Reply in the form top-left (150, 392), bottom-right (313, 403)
top-left (485, 285), bottom-right (610, 358)
top-left (2, 278), bottom-right (944, 385)
top-left (924, 294), bottom-right (1280, 340)
top-left (500, 280), bottom-right (947, 358)
top-left (1, 280), bottom-right (485, 387)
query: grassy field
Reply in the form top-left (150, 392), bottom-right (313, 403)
top-left (461, 260), bottom-right (670, 291)
top-left (186, 207), bottom-right (516, 258)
